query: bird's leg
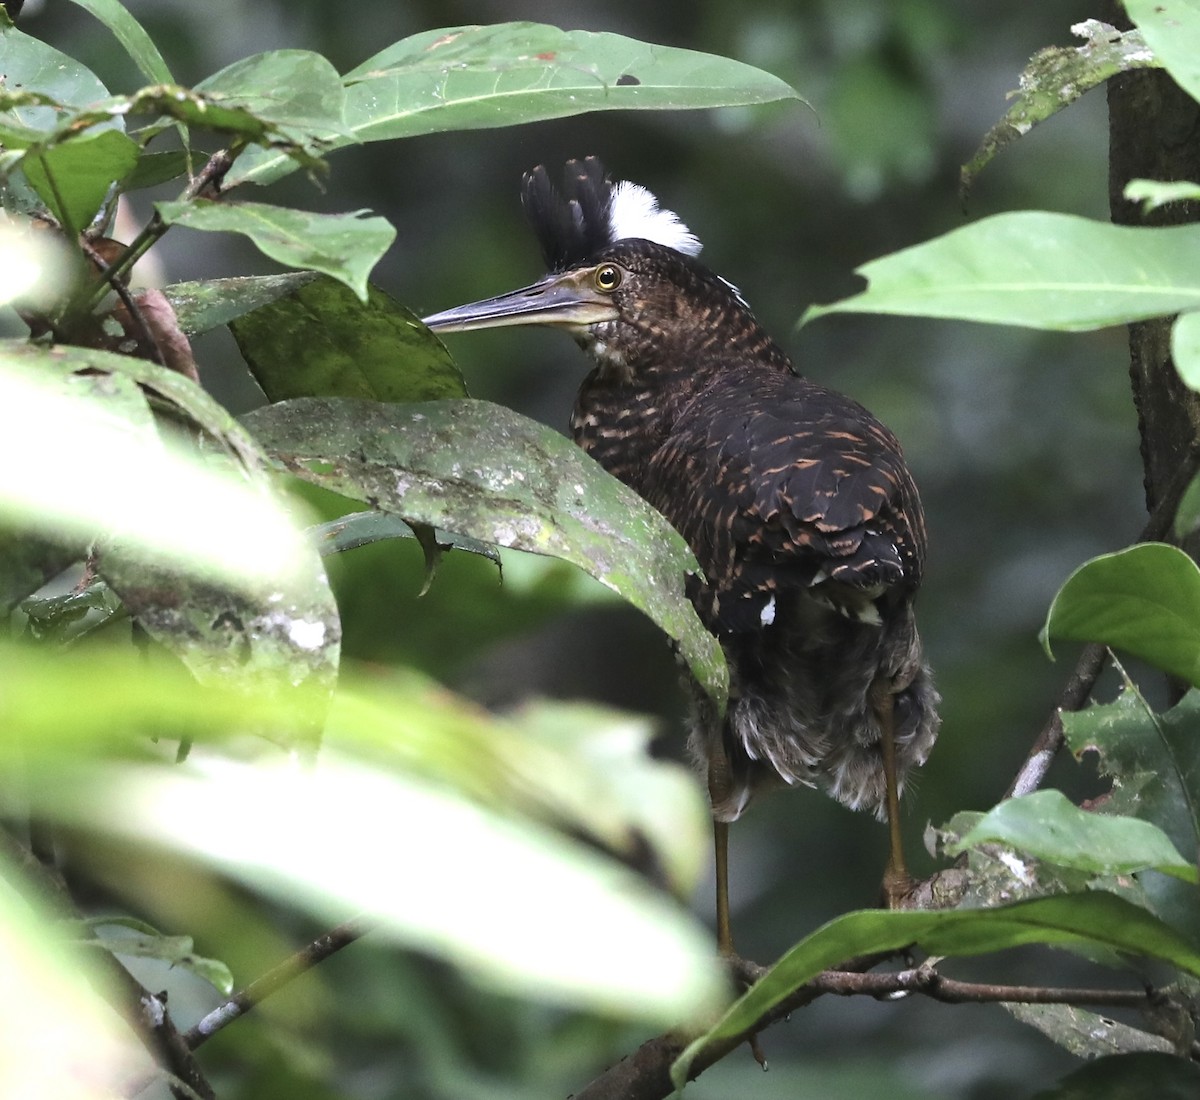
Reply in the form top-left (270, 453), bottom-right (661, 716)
top-left (713, 819), bottom-right (733, 957)
top-left (871, 678), bottom-right (913, 908)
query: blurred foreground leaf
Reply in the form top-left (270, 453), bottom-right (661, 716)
top-left (1041, 544), bottom-right (1200, 686)
top-left (244, 396), bottom-right (728, 708)
top-left (803, 214), bottom-right (1200, 331)
top-left (673, 892), bottom-right (1200, 1087)
top-left (1126, 0), bottom-right (1200, 104)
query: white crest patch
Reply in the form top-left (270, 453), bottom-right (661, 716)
top-left (608, 180), bottom-right (702, 256)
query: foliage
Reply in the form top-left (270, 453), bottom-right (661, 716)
top-left (3, 1), bottom-right (1200, 1099)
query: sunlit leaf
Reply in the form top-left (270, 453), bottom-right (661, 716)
top-left (46, 752), bottom-right (728, 1026)
top-left (228, 22), bottom-right (801, 186)
top-left (1171, 310), bottom-right (1200, 390)
top-left (0, 342), bottom-right (313, 590)
top-left (155, 199), bottom-right (394, 300)
top-left (228, 274), bottom-right (467, 402)
top-left (1126, 0), bottom-right (1200, 104)
top-left (1125, 177), bottom-right (1200, 214)
top-left (672, 892), bottom-right (1200, 1087)
top-left (64, 0), bottom-right (174, 85)
top-left (803, 214), bottom-right (1200, 331)
top-left (963, 21), bottom-right (1157, 192)
top-left (1041, 544), bottom-right (1200, 686)
top-left (21, 129), bottom-right (139, 237)
top-left (243, 397), bottom-right (728, 708)
top-left (949, 789), bottom-right (1198, 884)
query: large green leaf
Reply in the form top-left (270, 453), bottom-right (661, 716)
top-left (803, 214), bottom-right (1200, 332)
top-left (21, 129), bottom-right (138, 237)
top-left (228, 23), bottom-right (801, 187)
top-left (672, 892), bottom-right (1200, 1087)
top-left (963, 21), bottom-right (1158, 191)
top-left (155, 199), bottom-right (394, 300)
top-left (949, 789), bottom-right (1198, 884)
top-left (228, 274), bottom-right (467, 403)
top-left (1126, 0), bottom-right (1200, 105)
top-left (242, 397), bottom-right (728, 708)
top-left (1041, 544), bottom-right (1200, 687)
top-left (64, 0), bottom-right (174, 85)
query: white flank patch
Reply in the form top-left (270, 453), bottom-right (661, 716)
top-left (759, 594), bottom-right (776, 626)
top-left (609, 180), bottom-right (702, 256)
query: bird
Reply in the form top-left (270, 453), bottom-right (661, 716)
top-left (422, 157), bottom-right (940, 953)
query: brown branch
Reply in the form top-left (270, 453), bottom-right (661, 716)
top-left (184, 915), bottom-right (371, 1050)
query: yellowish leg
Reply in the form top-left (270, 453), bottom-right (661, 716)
top-left (873, 681), bottom-right (913, 908)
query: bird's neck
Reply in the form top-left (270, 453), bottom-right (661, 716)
top-left (569, 318), bottom-right (792, 491)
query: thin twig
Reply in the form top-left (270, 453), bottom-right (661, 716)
top-left (185, 915), bottom-right (372, 1050)
top-left (1004, 452), bottom-right (1200, 798)
top-left (79, 237), bottom-right (163, 365)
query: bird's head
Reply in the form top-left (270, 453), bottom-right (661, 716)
top-left (423, 157), bottom-right (767, 373)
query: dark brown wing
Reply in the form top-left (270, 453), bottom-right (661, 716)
top-left (644, 370), bottom-right (926, 634)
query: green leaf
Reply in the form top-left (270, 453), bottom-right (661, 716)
top-left (963, 22), bottom-right (1157, 192)
top-left (1125, 178), bottom-right (1200, 213)
top-left (242, 397), bottom-right (728, 708)
top-left (50, 750), bottom-right (727, 1026)
top-left (164, 272), bottom-right (318, 335)
top-left (21, 129), bottom-right (139, 237)
top-left (227, 23), bottom-right (802, 187)
top-left (75, 924), bottom-right (234, 995)
top-left (0, 340), bottom-right (313, 591)
top-left (0, 15), bottom-right (117, 137)
top-left (1063, 689), bottom-right (1200, 934)
top-left (64, 0), bottom-right (174, 85)
top-left (312, 510), bottom-right (501, 570)
top-left (1174, 469), bottom-right (1200, 539)
top-left (123, 149), bottom-right (191, 192)
top-left (949, 789), bottom-right (1198, 884)
top-left (1035, 1052), bottom-right (1200, 1099)
top-left (1172, 310), bottom-right (1200, 390)
top-left (155, 199), bottom-right (394, 300)
top-left (672, 892), bottom-right (1200, 1087)
top-left (228, 275), bottom-right (467, 403)
top-left (803, 213), bottom-right (1200, 332)
top-left (1126, 0), bottom-right (1200, 105)
top-left (1008, 1002), bottom-right (1177, 1062)
top-left (194, 49), bottom-right (348, 145)
top-left (1041, 544), bottom-right (1200, 686)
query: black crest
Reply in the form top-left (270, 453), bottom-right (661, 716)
top-left (521, 156), bottom-right (613, 272)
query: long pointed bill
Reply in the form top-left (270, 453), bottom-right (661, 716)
top-left (422, 269), bottom-right (618, 334)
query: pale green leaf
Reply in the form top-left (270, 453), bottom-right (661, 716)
top-left (1172, 310), bottom-right (1200, 390)
top-left (228, 23), bottom-right (801, 186)
top-left (164, 272), bottom-right (317, 335)
top-left (64, 0), bottom-right (174, 85)
top-left (1126, 0), bottom-right (1200, 104)
top-left (242, 397), bottom-right (728, 708)
top-left (804, 213), bottom-right (1200, 332)
top-left (1041, 544), bottom-right (1200, 686)
top-left (1125, 177), bottom-right (1200, 213)
top-left (228, 274), bottom-right (467, 402)
top-left (949, 789), bottom-right (1198, 884)
top-left (75, 924), bottom-right (234, 995)
top-left (155, 199), bottom-right (394, 300)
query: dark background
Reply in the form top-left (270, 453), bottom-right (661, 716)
top-left (23, 1), bottom-right (1146, 1096)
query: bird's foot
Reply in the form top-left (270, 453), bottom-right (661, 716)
top-left (718, 950), bottom-right (769, 1070)
top-left (879, 865), bottom-right (919, 910)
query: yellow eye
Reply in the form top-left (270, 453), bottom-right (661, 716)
top-left (594, 264), bottom-right (622, 292)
